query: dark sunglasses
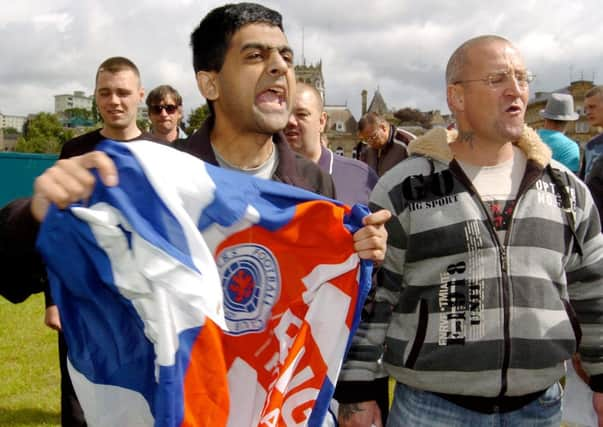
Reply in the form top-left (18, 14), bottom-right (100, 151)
top-left (149, 104), bottom-right (179, 114)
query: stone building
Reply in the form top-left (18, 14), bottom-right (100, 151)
top-left (295, 61), bottom-right (325, 102)
top-left (525, 80), bottom-right (599, 147)
top-left (295, 62), bottom-right (359, 156)
top-left (0, 112), bottom-right (27, 132)
top-left (293, 62), bottom-right (451, 157)
top-left (54, 90), bottom-right (93, 113)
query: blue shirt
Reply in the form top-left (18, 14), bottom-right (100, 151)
top-left (537, 129), bottom-right (580, 172)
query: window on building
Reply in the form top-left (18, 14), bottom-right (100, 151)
top-left (335, 121), bottom-right (345, 132)
top-left (575, 121), bottom-right (590, 134)
top-left (335, 146), bottom-right (344, 156)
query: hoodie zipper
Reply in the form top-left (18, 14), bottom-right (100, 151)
top-left (449, 160), bottom-right (541, 398)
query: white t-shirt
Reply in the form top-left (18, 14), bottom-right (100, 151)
top-left (457, 145), bottom-right (527, 243)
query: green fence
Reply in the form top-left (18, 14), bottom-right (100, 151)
top-left (0, 152), bottom-right (58, 207)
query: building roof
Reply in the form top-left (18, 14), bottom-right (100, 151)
top-left (324, 105), bottom-right (357, 133)
top-left (367, 89), bottom-right (388, 115)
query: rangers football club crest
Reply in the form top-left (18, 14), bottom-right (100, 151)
top-left (216, 244), bottom-right (281, 335)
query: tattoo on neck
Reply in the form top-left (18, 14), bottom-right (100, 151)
top-left (458, 130), bottom-right (474, 147)
top-left (338, 403), bottom-right (366, 420)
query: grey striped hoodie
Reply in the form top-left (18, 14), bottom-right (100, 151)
top-left (335, 126), bottom-right (603, 402)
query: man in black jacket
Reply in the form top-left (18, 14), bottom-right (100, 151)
top-left (0, 56), bottom-right (160, 427)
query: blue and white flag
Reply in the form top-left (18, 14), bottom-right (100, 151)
top-left (37, 140), bottom-right (372, 427)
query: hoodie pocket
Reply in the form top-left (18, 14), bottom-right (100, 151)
top-left (405, 299), bottom-right (428, 369)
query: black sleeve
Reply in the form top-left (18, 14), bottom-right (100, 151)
top-left (0, 198), bottom-right (47, 303)
top-left (586, 158), bottom-right (603, 230)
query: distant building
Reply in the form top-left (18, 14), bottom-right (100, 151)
top-left (525, 80), bottom-right (598, 147)
top-left (0, 113), bottom-right (27, 132)
top-left (0, 133), bottom-right (19, 151)
top-left (366, 88), bottom-right (389, 117)
top-left (323, 105), bottom-right (358, 157)
top-left (295, 61), bottom-right (325, 102)
top-left (295, 62), bottom-right (358, 156)
top-left (54, 90), bottom-right (93, 113)
top-left (293, 61), bottom-right (452, 157)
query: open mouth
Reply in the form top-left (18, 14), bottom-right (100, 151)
top-left (505, 105), bottom-right (522, 114)
top-left (256, 86), bottom-right (286, 111)
top-left (284, 129), bottom-right (299, 139)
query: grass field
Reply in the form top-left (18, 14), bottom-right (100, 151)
top-left (0, 294), bottom-right (60, 426)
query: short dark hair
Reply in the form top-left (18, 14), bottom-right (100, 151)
top-left (190, 2), bottom-right (283, 73)
top-left (95, 56), bottom-right (140, 87)
top-left (145, 85), bottom-right (183, 108)
top-left (358, 112), bottom-right (386, 133)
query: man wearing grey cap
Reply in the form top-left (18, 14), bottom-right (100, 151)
top-left (536, 93), bottom-right (580, 172)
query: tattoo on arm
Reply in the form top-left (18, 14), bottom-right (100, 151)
top-left (339, 403), bottom-right (366, 420)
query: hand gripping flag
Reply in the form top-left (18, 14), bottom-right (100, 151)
top-left (36, 140), bottom-right (372, 427)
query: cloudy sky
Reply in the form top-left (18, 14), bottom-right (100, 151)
top-left (1, 0), bottom-right (602, 121)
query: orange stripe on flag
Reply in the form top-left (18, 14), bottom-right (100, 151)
top-left (182, 319), bottom-right (229, 427)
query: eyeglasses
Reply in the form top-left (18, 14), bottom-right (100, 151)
top-left (361, 131), bottom-right (379, 144)
top-left (149, 104), bottom-right (179, 115)
top-left (453, 69), bottom-right (535, 90)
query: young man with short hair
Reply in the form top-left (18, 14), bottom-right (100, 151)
top-left (31, 56), bottom-right (158, 427)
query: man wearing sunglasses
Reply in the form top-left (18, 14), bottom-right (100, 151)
top-left (337, 35), bottom-right (603, 427)
top-left (357, 112), bottom-right (415, 177)
top-left (146, 84), bottom-right (187, 144)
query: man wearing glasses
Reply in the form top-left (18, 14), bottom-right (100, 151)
top-left (357, 112), bottom-right (415, 177)
top-left (146, 84), bottom-right (188, 144)
top-left (337, 35), bottom-right (603, 427)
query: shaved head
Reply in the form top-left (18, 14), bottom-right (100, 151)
top-left (446, 35), bottom-right (511, 85)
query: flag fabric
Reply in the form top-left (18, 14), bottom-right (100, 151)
top-left (36, 140), bottom-right (372, 427)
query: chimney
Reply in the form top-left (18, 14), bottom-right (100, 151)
top-left (361, 89), bottom-right (367, 116)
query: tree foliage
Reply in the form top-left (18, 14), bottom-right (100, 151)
top-left (137, 118), bottom-right (150, 133)
top-left (91, 98), bottom-right (100, 123)
top-left (185, 104), bottom-right (210, 135)
top-left (15, 113), bottom-right (73, 154)
top-left (393, 107), bottom-right (432, 129)
top-left (3, 127), bottom-right (19, 135)
top-left (63, 107), bottom-right (92, 120)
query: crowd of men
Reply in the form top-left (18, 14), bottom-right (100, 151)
top-left (2, 2), bottom-right (603, 427)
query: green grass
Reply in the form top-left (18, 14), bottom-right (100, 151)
top-left (0, 294), bottom-right (60, 426)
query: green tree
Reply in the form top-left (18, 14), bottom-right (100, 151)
top-left (91, 98), bottom-right (100, 123)
top-left (137, 118), bottom-right (150, 132)
top-left (14, 136), bottom-right (61, 153)
top-left (3, 127), bottom-right (19, 136)
top-left (63, 107), bottom-right (92, 121)
top-left (393, 107), bottom-right (432, 129)
top-left (15, 113), bottom-right (73, 153)
top-left (185, 104), bottom-right (210, 135)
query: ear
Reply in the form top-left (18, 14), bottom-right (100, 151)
top-left (139, 87), bottom-right (145, 103)
top-left (447, 84), bottom-right (464, 112)
top-left (319, 111), bottom-right (328, 133)
top-left (196, 71), bottom-right (219, 101)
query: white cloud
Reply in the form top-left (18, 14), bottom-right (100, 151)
top-left (2, 0), bottom-right (603, 121)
